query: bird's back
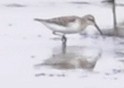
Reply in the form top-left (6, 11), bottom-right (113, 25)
top-left (34, 16), bottom-right (80, 27)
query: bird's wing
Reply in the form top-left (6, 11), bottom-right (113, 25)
top-left (35, 16), bottom-right (79, 27)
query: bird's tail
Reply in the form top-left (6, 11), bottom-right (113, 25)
top-left (34, 18), bottom-right (46, 22)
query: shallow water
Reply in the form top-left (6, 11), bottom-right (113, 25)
top-left (0, 2), bottom-right (124, 88)
top-left (34, 35), bottom-right (124, 78)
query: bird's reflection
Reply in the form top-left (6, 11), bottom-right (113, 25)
top-left (35, 46), bottom-right (102, 70)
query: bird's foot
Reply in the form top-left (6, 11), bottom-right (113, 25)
top-left (50, 37), bottom-right (61, 40)
top-left (52, 31), bottom-right (63, 36)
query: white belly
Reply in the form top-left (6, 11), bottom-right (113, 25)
top-left (43, 20), bottom-right (82, 34)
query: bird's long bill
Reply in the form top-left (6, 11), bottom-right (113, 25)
top-left (94, 23), bottom-right (103, 35)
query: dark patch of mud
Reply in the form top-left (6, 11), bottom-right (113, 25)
top-left (68, 2), bottom-right (90, 5)
top-left (4, 3), bottom-right (26, 8)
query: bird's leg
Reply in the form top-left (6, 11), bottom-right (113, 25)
top-left (62, 35), bottom-right (67, 54)
top-left (52, 31), bottom-right (63, 36)
top-left (52, 31), bottom-right (57, 35)
top-left (52, 31), bottom-right (64, 40)
top-left (53, 31), bottom-right (67, 54)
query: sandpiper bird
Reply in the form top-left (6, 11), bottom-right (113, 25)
top-left (34, 15), bottom-right (103, 53)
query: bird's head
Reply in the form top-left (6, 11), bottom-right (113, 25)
top-left (83, 15), bottom-right (103, 35)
